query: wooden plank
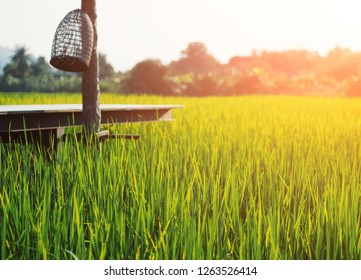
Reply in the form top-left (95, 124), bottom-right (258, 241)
top-left (0, 104), bottom-right (183, 132)
top-left (0, 127), bottom-right (64, 143)
top-left (0, 127), bottom-right (65, 154)
top-left (0, 104), bottom-right (182, 114)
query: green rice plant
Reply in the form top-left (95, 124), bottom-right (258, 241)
top-left (0, 93), bottom-right (361, 260)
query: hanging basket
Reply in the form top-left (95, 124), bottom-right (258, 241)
top-left (50, 9), bottom-right (94, 72)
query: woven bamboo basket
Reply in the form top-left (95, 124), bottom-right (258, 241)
top-left (50, 9), bottom-right (94, 72)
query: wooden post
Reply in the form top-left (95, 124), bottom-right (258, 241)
top-left (81, 0), bottom-right (101, 134)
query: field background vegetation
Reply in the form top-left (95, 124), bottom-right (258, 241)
top-left (1, 93), bottom-right (361, 260)
top-left (3, 43), bottom-right (361, 97)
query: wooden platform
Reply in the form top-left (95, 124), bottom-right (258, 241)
top-left (0, 104), bottom-right (182, 147)
top-left (0, 104), bottom-right (182, 132)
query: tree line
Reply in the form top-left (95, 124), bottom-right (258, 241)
top-left (1, 43), bottom-right (361, 96)
top-left (0, 47), bottom-right (118, 93)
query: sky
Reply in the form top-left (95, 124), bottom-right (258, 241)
top-left (1, 0), bottom-right (361, 72)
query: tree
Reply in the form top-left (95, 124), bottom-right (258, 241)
top-left (99, 53), bottom-right (115, 80)
top-left (31, 56), bottom-right (52, 77)
top-left (122, 59), bottom-right (174, 95)
top-left (346, 78), bottom-right (361, 97)
top-left (3, 47), bottom-right (31, 78)
top-left (170, 42), bottom-right (220, 75)
top-left (184, 74), bottom-right (224, 96)
top-left (325, 47), bottom-right (360, 81)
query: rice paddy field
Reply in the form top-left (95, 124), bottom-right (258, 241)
top-left (0, 93), bottom-right (361, 260)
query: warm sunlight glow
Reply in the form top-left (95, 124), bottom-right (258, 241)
top-left (1, 0), bottom-right (361, 71)
top-left (2, 0), bottom-right (361, 266)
